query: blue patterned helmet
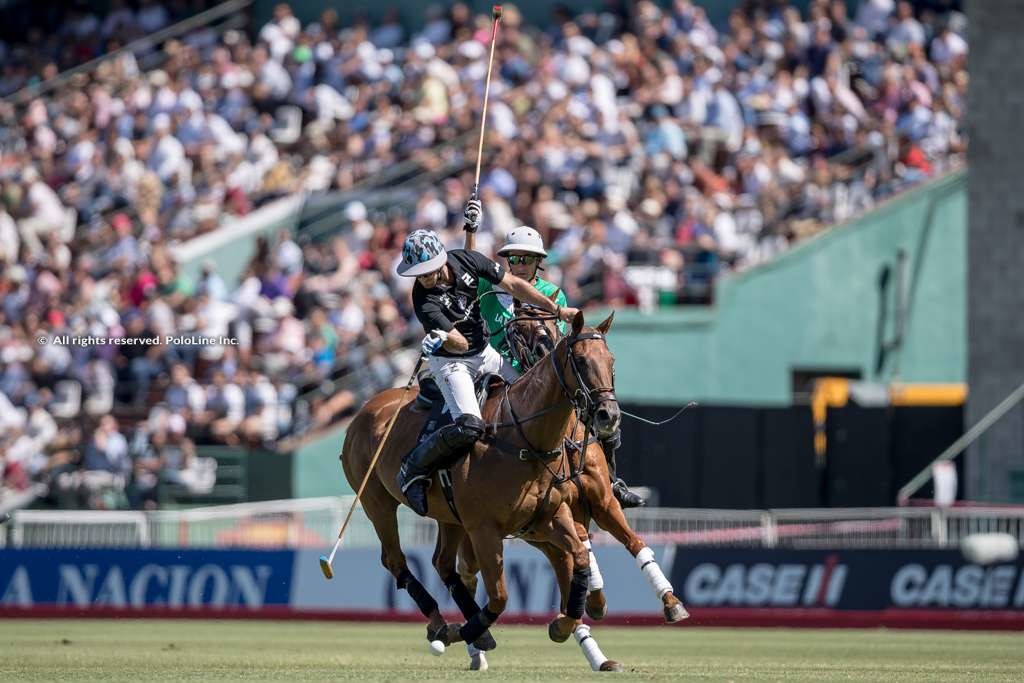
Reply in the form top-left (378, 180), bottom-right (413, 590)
top-left (397, 229), bottom-right (448, 277)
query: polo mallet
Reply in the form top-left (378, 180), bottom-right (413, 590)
top-left (470, 5), bottom-right (503, 203)
top-left (320, 355), bottom-right (426, 579)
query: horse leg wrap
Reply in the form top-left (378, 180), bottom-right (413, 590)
top-left (397, 569), bottom-right (439, 618)
top-left (574, 624), bottom-right (609, 672)
top-left (444, 574), bottom-right (481, 619)
top-left (458, 607), bottom-right (499, 644)
top-left (583, 540), bottom-right (604, 592)
top-left (636, 546), bottom-right (672, 599)
top-left (566, 567), bottom-right (589, 619)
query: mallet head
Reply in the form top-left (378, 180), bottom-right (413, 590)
top-left (319, 555), bottom-right (334, 580)
top-left (492, 5), bottom-right (502, 19)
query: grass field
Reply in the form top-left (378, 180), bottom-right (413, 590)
top-left (1, 620), bottom-right (1022, 682)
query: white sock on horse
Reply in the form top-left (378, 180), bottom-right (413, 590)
top-left (583, 539), bottom-right (604, 592)
top-left (635, 546), bottom-right (672, 598)
top-left (466, 643), bottom-right (488, 671)
top-left (573, 624), bottom-right (608, 671)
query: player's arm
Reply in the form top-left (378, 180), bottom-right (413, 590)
top-left (554, 287), bottom-right (569, 334)
top-left (463, 198), bottom-right (481, 251)
top-left (417, 295), bottom-right (471, 354)
top-left (500, 272), bottom-right (579, 323)
top-left (442, 327), bottom-right (469, 353)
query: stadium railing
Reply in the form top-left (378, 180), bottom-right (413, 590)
top-left (2, 0), bottom-right (252, 106)
top-left (6, 500), bottom-right (1024, 550)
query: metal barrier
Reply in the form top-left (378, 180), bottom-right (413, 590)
top-left (6, 500), bottom-right (1024, 550)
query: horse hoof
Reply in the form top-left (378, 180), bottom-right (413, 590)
top-left (469, 652), bottom-right (489, 671)
top-left (599, 660), bottom-right (624, 672)
top-left (472, 630), bottom-right (497, 652)
top-left (426, 623), bottom-right (452, 646)
top-left (585, 591), bottom-right (608, 620)
top-left (547, 615), bottom-right (573, 643)
top-left (664, 602), bottom-right (690, 623)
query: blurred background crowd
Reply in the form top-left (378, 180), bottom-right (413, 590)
top-left (0, 0), bottom-right (966, 509)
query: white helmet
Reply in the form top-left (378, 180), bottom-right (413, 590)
top-left (497, 226), bottom-right (547, 257)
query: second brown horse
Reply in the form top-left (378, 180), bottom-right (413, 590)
top-left (340, 312), bottom-right (619, 647)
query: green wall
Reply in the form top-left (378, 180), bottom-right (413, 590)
top-left (290, 423), bottom-right (353, 498)
top-left (607, 171), bottom-right (967, 406)
top-left (169, 196), bottom-right (303, 290)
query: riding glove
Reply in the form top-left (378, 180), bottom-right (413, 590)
top-left (463, 199), bottom-right (483, 233)
top-left (421, 329), bottom-right (449, 355)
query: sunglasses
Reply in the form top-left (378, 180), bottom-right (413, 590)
top-left (506, 255), bottom-right (541, 265)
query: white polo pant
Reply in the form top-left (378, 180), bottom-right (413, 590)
top-left (428, 345), bottom-right (518, 419)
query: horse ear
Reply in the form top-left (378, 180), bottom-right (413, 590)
top-left (571, 310), bottom-right (584, 334)
top-left (596, 312), bottom-right (614, 335)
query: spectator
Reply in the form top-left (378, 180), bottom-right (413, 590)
top-left (0, 0), bottom-right (968, 511)
top-left (80, 416), bottom-right (132, 508)
top-left (201, 369), bottom-right (245, 445)
top-left (16, 166), bottom-right (66, 257)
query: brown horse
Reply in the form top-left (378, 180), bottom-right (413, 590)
top-left (453, 309), bottom-right (688, 637)
top-left (340, 312), bottom-right (620, 648)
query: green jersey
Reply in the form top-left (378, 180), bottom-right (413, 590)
top-left (478, 276), bottom-right (568, 373)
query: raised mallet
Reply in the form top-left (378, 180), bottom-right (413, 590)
top-left (320, 356), bottom-right (426, 579)
top-left (465, 5), bottom-right (503, 253)
top-left (470, 5), bottom-right (503, 202)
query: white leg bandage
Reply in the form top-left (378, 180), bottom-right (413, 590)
top-left (466, 643), bottom-right (488, 671)
top-left (583, 539), bottom-right (604, 592)
top-left (574, 624), bottom-right (608, 672)
top-left (636, 546), bottom-right (672, 599)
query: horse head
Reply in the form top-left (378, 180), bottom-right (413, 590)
top-left (556, 311), bottom-right (620, 440)
top-left (505, 299), bottom-right (561, 371)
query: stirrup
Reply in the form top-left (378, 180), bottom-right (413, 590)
top-left (404, 479), bottom-right (430, 516)
top-left (398, 470), bottom-right (430, 495)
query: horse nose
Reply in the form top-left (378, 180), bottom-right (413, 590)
top-left (594, 402), bottom-right (620, 435)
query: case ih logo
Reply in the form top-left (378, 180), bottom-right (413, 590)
top-left (683, 554), bottom-right (847, 607)
top-left (891, 564), bottom-right (1024, 608)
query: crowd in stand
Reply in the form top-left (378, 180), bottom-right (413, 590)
top-left (0, 1), bottom-right (219, 98)
top-left (0, 0), bottom-right (967, 509)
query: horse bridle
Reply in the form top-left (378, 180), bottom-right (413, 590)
top-left (491, 313), bottom-right (618, 539)
top-left (489, 311), bottom-right (617, 466)
top-left (549, 330), bottom-right (617, 424)
top-left (505, 307), bottom-right (617, 420)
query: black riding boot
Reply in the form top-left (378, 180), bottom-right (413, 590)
top-left (601, 431), bottom-right (646, 509)
top-left (397, 414), bottom-right (484, 516)
top-left (612, 478), bottom-right (646, 508)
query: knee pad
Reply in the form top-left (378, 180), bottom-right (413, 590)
top-left (454, 414), bottom-right (485, 443)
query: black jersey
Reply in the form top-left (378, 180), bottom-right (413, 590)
top-left (412, 249), bottom-right (506, 357)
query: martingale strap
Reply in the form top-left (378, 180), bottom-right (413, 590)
top-left (483, 326), bottom-right (616, 537)
top-left (438, 468), bottom-right (462, 523)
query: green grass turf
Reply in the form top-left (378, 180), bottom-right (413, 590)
top-left (1, 620), bottom-right (1022, 682)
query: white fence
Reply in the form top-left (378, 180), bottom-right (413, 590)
top-left (5, 500), bottom-right (1024, 550)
